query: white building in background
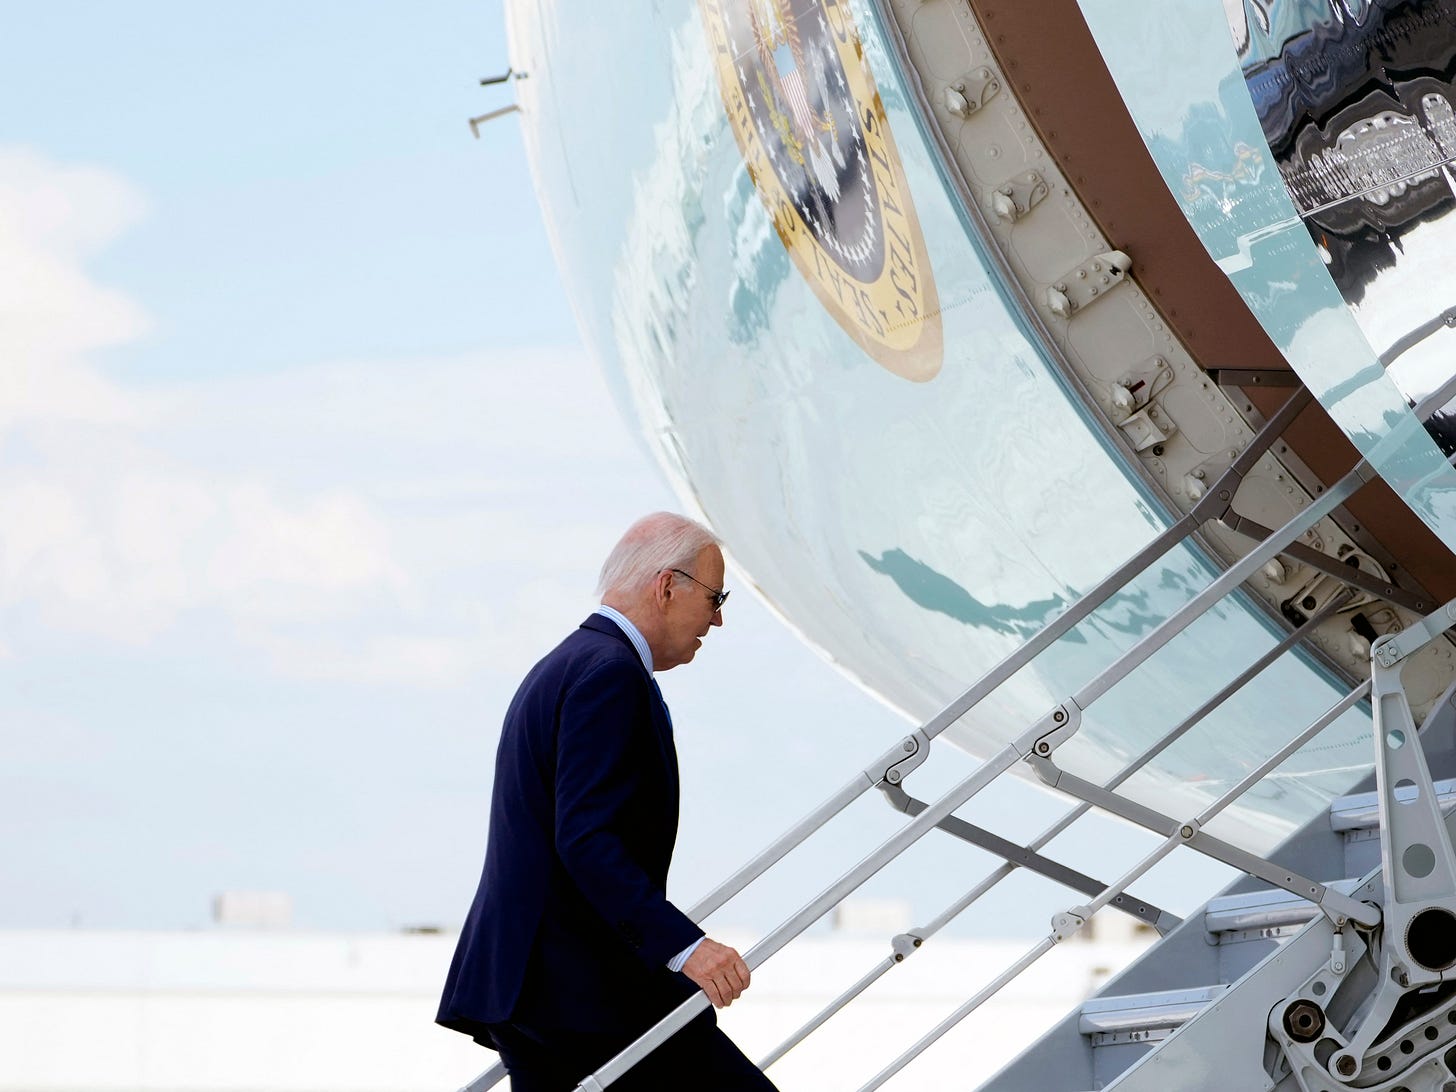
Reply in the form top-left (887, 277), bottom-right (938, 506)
top-left (0, 907), bottom-right (1153, 1091)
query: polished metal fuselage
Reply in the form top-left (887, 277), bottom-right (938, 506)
top-left (503, 0), bottom-right (1456, 852)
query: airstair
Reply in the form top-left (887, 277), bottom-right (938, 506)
top-left (457, 378), bottom-right (1456, 1092)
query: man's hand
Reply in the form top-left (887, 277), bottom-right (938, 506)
top-left (681, 937), bottom-right (751, 1008)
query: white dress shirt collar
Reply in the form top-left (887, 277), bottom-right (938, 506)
top-left (593, 604), bottom-right (654, 675)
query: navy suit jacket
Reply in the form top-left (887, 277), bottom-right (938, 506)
top-left (437, 614), bottom-right (705, 1044)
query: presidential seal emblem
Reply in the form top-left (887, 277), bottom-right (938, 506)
top-left (701, 0), bottom-right (942, 381)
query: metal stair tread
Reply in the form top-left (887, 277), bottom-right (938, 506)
top-left (1203, 886), bottom-right (1316, 935)
top-left (1329, 778), bottom-right (1456, 831)
top-left (1203, 877), bottom-right (1366, 935)
top-left (1077, 984), bottom-right (1227, 1035)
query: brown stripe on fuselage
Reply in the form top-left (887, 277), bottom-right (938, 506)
top-left (965, 0), bottom-right (1453, 600)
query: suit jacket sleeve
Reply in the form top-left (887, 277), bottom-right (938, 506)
top-left (554, 658), bottom-right (703, 967)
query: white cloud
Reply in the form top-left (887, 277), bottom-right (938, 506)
top-left (0, 147), bottom-right (668, 683)
top-left (206, 484), bottom-right (404, 615)
top-left (250, 631), bottom-right (479, 687)
top-left (0, 148), bottom-right (154, 431)
top-left (0, 151), bottom-right (409, 650)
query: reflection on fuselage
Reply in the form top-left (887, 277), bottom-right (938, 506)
top-left (1080, 0), bottom-right (1456, 547)
top-left (1231, 0), bottom-right (1456, 419)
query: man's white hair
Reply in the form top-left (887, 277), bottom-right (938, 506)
top-left (597, 512), bottom-right (722, 598)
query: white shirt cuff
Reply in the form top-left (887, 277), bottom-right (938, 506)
top-left (667, 936), bottom-right (705, 973)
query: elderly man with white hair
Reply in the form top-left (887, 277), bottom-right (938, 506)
top-left (437, 513), bottom-right (779, 1091)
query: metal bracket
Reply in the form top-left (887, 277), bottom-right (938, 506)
top-left (990, 170), bottom-right (1048, 223)
top-left (871, 730), bottom-right (931, 787)
top-left (1109, 356), bottom-right (1172, 421)
top-left (942, 67), bottom-right (1000, 118)
top-left (1117, 403), bottom-right (1177, 453)
top-left (479, 67), bottom-right (527, 86)
top-left (1051, 905), bottom-right (1089, 942)
top-left (1025, 701), bottom-right (1082, 759)
top-left (471, 67), bottom-right (528, 137)
top-left (1182, 463), bottom-right (1221, 502)
top-left (469, 104), bottom-right (521, 138)
top-left (1046, 250), bottom-right (1132, 319)
top-left (1108, 355), bottom-right (1179, 453)
top-left (889, 931), bottom-right (923, 962)
top-left (1374, 600), bottom-right (1456, 668)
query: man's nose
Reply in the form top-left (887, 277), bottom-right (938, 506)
top-left (711, 609), bottom-right (723, 627)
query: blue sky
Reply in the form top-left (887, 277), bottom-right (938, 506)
top-left (2, 1), bottom-right (1230, 938)
top-left (1, 1), bottom-right (566, 381)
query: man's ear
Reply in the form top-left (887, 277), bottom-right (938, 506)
top-left (653, 568), bottom-right (675, 605)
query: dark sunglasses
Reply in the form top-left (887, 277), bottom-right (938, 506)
top-left (669, 568), bottom-right (730, 611)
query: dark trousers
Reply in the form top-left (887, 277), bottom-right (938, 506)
top-left (488, 1015), bottom-right (780, 1092)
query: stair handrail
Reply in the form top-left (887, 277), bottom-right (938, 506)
top-left (852, 677), bottom-right (1373, 1092)
top-left (463, 381), bottom-right (1456, 1090)
top-left (756, 596), bottom-right (1346, 1070)
top-left (454, 393), bottom-right (1316, 1092)
top-left (562, 409), bottom-right (1376, 1090)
